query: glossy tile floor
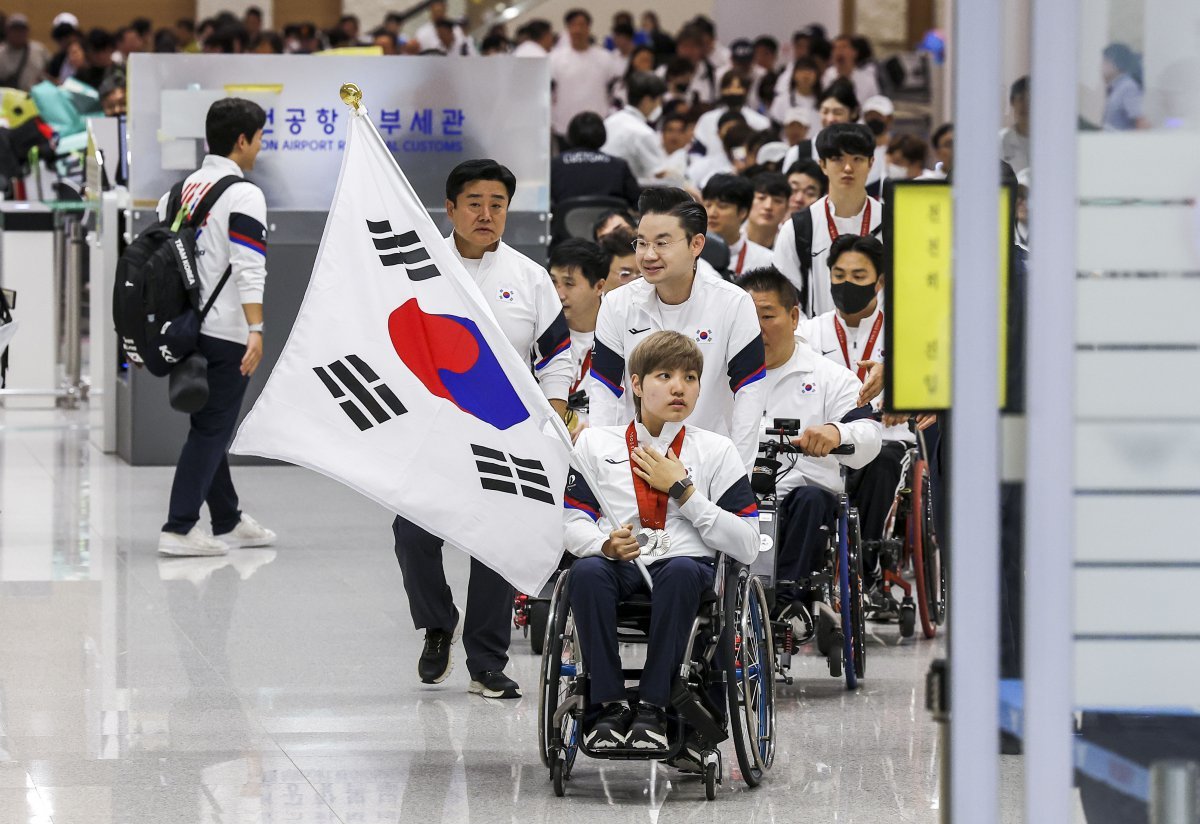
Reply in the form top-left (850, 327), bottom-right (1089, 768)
top-left (0, 407), bottom-right (958, 823)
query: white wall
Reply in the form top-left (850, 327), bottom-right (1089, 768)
top-left (500, 0), bottom-right (711, 41)
top-left (714, 0), bottom-right (840, 51)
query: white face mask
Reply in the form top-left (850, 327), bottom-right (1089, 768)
top-left (886, 162), bottom-right (909, 180)
top-left (647, 105), bottom-right (663, 123)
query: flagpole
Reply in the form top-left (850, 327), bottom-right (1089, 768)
top-left (337, 82), bottom-right (654, 591)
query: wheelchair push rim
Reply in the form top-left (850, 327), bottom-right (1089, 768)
top-left (910, 458), bottom-right (943, 638)
top-left (726, 569), bottom-right (776, 785)
top-left (537, 571), bottom-right (579, 776)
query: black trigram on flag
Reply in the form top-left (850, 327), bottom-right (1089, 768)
top-left (366, 219), bottom-right (441, 281)
top-left (471, 444), bottom-right (556, 505)
top-left (313, 355), bottom-right (407, 431)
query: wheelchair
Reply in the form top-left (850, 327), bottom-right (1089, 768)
top-left (870, 424), bottom-right (946, 639)
top-left (536, 554), bottom-right (776, 800)
top-left (513, 389), bottom-right (591, 655)
top-left (749, 420), bottom-right (866, 690)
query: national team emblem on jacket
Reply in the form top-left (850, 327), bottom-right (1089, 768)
top-left (498, 288), bottom-right (516, 302)
top-left (695, 329), bottom-right (714, 343)
top-left (800, 381), bottom-right (816, 394)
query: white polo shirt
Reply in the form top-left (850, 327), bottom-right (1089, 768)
top-left (586, 266), bottom-right (767, 471)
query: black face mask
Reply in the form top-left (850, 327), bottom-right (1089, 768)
top-left (831, 280), bottom-right (877, 315)
top-left (673, 82), bottom-right (689, 93)
top-left (721, 93), bottom-right (747, 111)
top-left (865, 118), bottom-right (887, 136)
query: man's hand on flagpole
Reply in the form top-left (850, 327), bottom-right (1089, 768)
top-left (602, 524), bottom-right (641, 561)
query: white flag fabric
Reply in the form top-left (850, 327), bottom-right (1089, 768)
top-left (0, 319), bottom-right (16, 357)
top-left (232, 107), bottom-right (570, 596)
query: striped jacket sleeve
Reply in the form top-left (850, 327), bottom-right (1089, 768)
top-left (584, 298), bottom-right (628, 427)
top-left (726, 291), bottom-right (768, 472)
top-left (531, 268), bottom-right (573, 402)
top-left (227, 184), bottom-right (269, 304)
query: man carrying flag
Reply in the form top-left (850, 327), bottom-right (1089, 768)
top-left (392, 160), bottom-right (573, 699)
top-left (232, 105), bottom-right (574, 703)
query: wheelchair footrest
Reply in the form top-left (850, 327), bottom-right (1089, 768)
top-left (670, 678), bottom-right (728, 745)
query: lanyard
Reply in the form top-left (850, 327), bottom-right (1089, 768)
top-left (833, 310), bottom-right (884, 381)
top-left (625, 422), bottom-right (686, 529)
top-left (572, 346), bottom-right (592, 392)
top-left (824, 197), bottom-right (872, 242)
top-left (735, 243), bottom-right (748, 274)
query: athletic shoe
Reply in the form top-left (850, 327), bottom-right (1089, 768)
top-left (664, 730), bottom-right (705, 772)
top-left (158, 527), bottom-right (229, 557)
top-left (628, 704), bottom-right (669, 750)
top-left (585, 703), bottom-right (633, 749)
top-left (418, 608), bottom-right (460, 684)
top-left (215, 514), bottom-right (276, 548)
top-left (468, 670), bottom-right (521, 699)
top-left (864, 586), bottom-right (899, 621)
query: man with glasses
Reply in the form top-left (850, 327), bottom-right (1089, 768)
top-left (773, 123), bottom-right (882, 318)
top-left (586, 188), bottom-right (767, 471)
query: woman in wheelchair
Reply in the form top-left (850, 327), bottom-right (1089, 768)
top-left (562, 331), bottom-right (760, 751)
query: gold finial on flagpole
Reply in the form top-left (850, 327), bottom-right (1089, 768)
top-left (340, 83), bottom-right (362, 111)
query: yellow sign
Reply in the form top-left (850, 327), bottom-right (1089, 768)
top-left (885, 181), bottom-right (1014, 411)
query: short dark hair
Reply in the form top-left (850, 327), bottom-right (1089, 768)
top-left (717, 109), bottom-right (747, 131)
top-left (525, 19), bottom-right (553, 39)
top-left (564, 8), bottom-right (592, 25)
top-left (445, 159), bottom-right (517, 202)
top-left (752, 171), bottom-right (791, 200)
top-left (637, 187), bottom-right (707, 239)
top-left (612, 22), bottom-right (635, 39)
top-left (245, 6), bottom-right (264, 20)
top-left (629, 331), bottom-right (704, 416)
top-left (665, 55), bottom-right (695, 79)
top-left (205, 98), bottom-right (266, 157)
top-left (592, 208), bottom-right (637, 240)
top-left (86, 28), bottom-right (116, 53)
top-left (702, 173), bottom-right (755, 213)
top-left (480, 33), bottom-right (508, 53)
top-left (721, 122), bottom-right (753, 155)
top-left (131, 17), bottom-right (153, 36)
top-left (753, 36), bottom-right (779, 54)
top-left (827, 234), bottom-right (885, 278)
top-left (661, 111), bottom-right (688, 130)
top-left (736, 265), bottom-right (798, 310)
top-left (815, 122), bottom-right (875, 160)
top-left (719, 69), bottom-right (748, 92)
top-left (809, 38), bottom-right (832, 62)
top-left (690, 15), bottom-right (716, 38)
top-left (566, 111), bottom-right (606, 151)
top-left (1010, 75), bottom-right (1029, 102)
top-left (818, 77), bottom-right (860, 116)
top-left (786, 158), bottom-right (828, 195)
top-left (887, 133), bottom-right (928, 166)
top-left (626, 71), bottom-right (666, 107)
top-left (598, 226), bottom-right (637, 260)
top-left (549, 238), bottom-right (608, 287)
top-left (931, 122), bottom-right (954, 149)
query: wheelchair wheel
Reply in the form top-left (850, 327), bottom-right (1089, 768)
top-left (537, 572), bottom-right (578, 773)
top-left (847, 509), bottom-right (866, 680)
top-left (704, 762), bottom-right (718, 801)
top-left (726, 569), bottom-right (776, 787)
top-left (836, 501), bottom-right (863, 690)
top-left (529, 600), bottom-right (550, 656)
top-left (910, 459), bottom-right (944, 638)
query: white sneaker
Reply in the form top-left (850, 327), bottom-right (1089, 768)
top-left (217, 514), bottom-right (277, 548)
top-left (159, 526), bottom-right (229, 557)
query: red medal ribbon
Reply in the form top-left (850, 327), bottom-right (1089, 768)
top-left (833, 310), bottom-right (884, 382)
top-left (824, 197), bottom-right (872, 242)
top-left (625, 421), bottom-right (686, 530)
top-left (734, 243), bottom-right (748, 274)
top-left (572, 346), bottom-right (592, 392)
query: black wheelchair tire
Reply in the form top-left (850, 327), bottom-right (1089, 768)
top-left (848, 509), bottom-right (866, 680)
top-left (537, 572), bottom-right (575, 771)
top-left (704, 762), bottom-right (718, 801)
top-left (551, 757), bottom-right (566, 797)
top-left (725, 569), bottom-right (776, 787)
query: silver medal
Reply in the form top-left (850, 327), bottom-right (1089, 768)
top-left (636, 527), bottom-right (672, 558)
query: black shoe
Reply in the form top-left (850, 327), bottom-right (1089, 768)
top-left (628, 704), bottom-right (669, 750)
top-left (468, 670), bottom-right (521, 699)
top-left (664, 730), bottom-right (704, 773)
top-left (418, 608), bottom-right (460, 684)
top-left (585, 703), bottom-right (633, 749)
top-left (864, 587), bottom-right (899, 622)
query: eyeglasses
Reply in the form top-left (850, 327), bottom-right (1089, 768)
top-left (633, 237), bottom-right (688, 253)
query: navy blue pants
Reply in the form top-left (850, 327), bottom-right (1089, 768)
top-left (567, 555), bottom-right (715, 708)
top-left (775, 486), bottom-right (838, 602)
top-left (163, 336), bottom-right (249, 535)
top-left (393, 515), bottom-right (514, 676)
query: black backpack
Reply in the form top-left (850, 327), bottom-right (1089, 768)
top-left (113, 175), bottom-right (245, 376)
top-left (790, 207), bottom-right (815, 314)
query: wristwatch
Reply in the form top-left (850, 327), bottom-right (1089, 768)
top-left (248, 323), bottom-right (264, 333)
top-left (668, 476), bottom-right (693, 501)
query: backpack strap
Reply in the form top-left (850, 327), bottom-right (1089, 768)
top-left (199, 265), bottom-right (235, 321)
top-left (165, 180), bottom-right (186, 227)
top-left (790, 207), bottom-right (813, 316)
top-left (187, 174), bottom-right (248, 230)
